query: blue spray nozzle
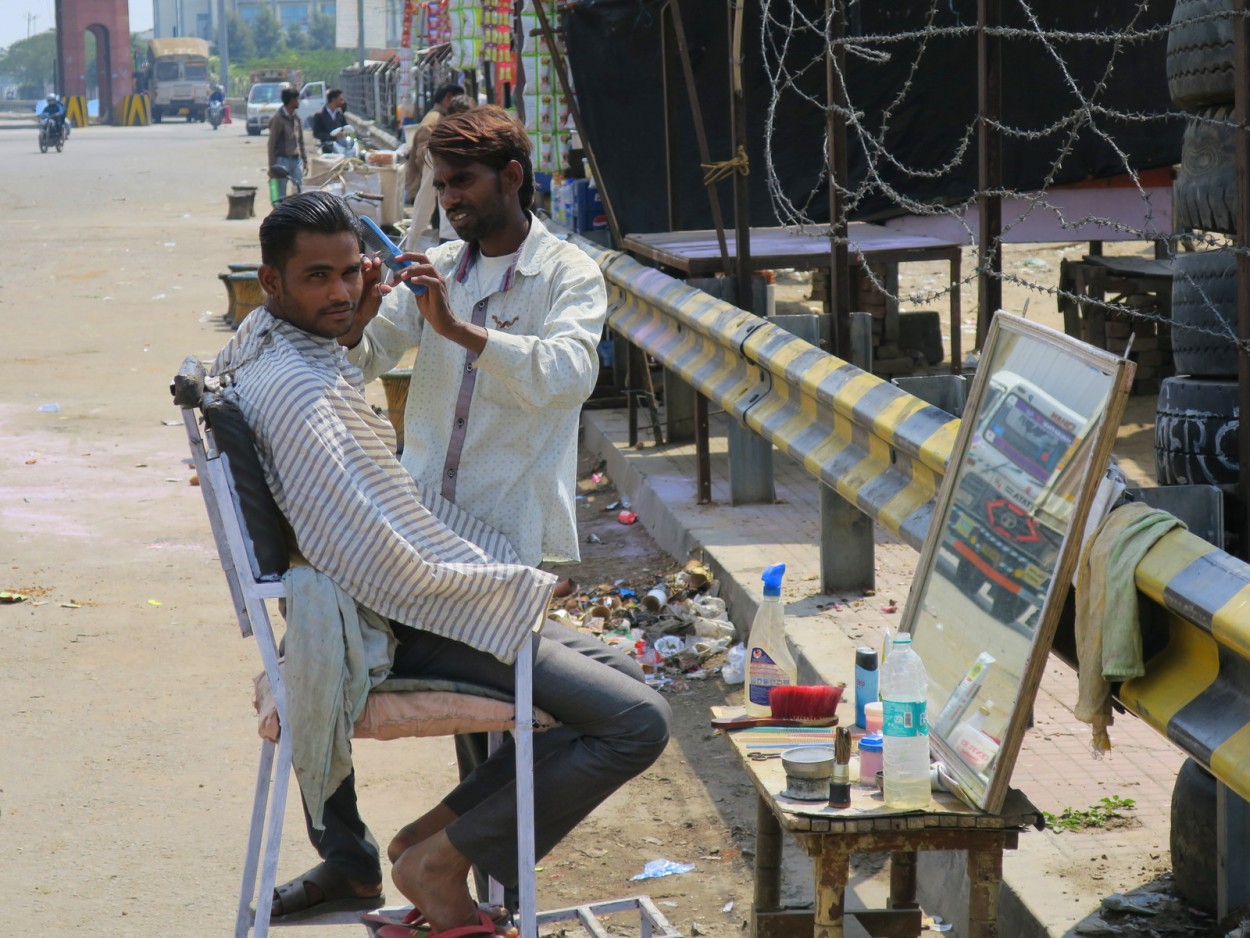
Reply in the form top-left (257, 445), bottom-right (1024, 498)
top-left (761, 563), bottom-right (786, 597)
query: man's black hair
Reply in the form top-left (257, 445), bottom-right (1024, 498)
top-left (433, 83), bottom-right (464, 105)
top-left (259, 191), bottom-right (361, 271)
top-left (281, 87), bottom-right (299, 107)
top-left (326, 87), bottom-right (344, 104)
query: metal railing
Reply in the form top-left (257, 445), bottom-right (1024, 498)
top-left (573, 234), bottom-right (1250, 815)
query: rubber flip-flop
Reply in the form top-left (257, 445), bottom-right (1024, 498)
top-left (375, 908), bottom-right (499, 938)
top-left (266, 861), bottom-right (385, 924)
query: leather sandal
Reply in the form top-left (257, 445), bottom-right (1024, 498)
top-left (267, 861), bottom-right (384, 923)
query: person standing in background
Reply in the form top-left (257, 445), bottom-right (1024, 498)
top-left (268, 87), bottom-right (307, 203)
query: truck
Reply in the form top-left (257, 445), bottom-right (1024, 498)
top-left (244, 68), bottom-right (325, 136)
top-left (944, 371), bottom-right (1087, 623)
top-left (141, 37), bottom-right (212, 123)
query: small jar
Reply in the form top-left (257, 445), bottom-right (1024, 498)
top-left (858, 732), bottom-right (883, 786)
top-left (864, 701), bottom-right (884, 735)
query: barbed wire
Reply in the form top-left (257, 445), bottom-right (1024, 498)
top-left (757, 0), bottom-right (1250, 356)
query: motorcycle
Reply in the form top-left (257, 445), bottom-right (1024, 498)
top-left (38, 116), bottom-right (66, 153)
top-left (207, 100), bottom-right (224, 130)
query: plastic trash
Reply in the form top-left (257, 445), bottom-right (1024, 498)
top-left (37, 403), bottom-right (60, 413)
top-left (653, 635), bottom-right (685, 658)
top-left (721, 643), bottom-right (746, 684)
top-left (617, 510), bottom-right (638, 525)
top-left (630, 859), bottom-right (695, 881)
top-left (1100, 893), bottom-right (1166, 916)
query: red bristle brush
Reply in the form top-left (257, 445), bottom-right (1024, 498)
top-left (710, 684), bottom-right (844, 730)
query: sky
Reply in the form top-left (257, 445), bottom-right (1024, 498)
top-left (0, 1), bottom-right (155, 52)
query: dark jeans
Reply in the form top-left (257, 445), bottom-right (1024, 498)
top-left (301, 621), bottom-right (670, 889)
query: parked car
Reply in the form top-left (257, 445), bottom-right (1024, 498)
top-left (244, 79), bottom-right (326, 136)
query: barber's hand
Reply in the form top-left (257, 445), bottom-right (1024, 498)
top-left (338, 254), bottom-right (390, 348)
top-left (390, 253), bottom-right (488, 356)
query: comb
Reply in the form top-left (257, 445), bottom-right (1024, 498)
top-left (359, 216), bottom-right (427, 296)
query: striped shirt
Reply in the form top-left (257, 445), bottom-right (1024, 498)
top-left (348, 214), bottom-right (606, 566)
top-left (210, 307), bottom-right (556, 663)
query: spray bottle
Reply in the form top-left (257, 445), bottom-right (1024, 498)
top-left (744, 563), bottom-right (798, 717)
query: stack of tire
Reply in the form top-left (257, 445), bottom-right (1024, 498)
top-left (1160, 1), bottom-right (1242, 916)
top-left (1158, 0), bottom-right (1241, 501)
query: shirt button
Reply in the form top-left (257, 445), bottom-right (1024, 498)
top-left (447, 468), bottom-right (457, 479)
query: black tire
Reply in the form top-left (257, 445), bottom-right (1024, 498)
top-left (55, 139), bottom-right (63, 152)
top-left (1171, 250), bottom-right (1240, 377)
top-left (38, 136), bottom-right (47, 153)
top-left (1175, 107), bottom-right (1236, 235)
top-left (953, 557), bottom-right (981, 592)
top-left (990, 587), bottom-right (1029, 623)
top-left (1155, 376), bottom-right (1239, 485)
top-left (152, 107), bottom-right (163, 124)
top-left (1171, 758), bottom-right (1217, 913)
top-left (247, 126), bottom-right (260, 136)
top-left (1167, 0), bottom-right (1235, 111)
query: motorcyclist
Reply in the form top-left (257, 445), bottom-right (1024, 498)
top-left (209, 84), bottom-right (226, 105)
top-left (40, 93), bottom-right (67, 139)
top-left (310, 87), bottom-right (349, 153)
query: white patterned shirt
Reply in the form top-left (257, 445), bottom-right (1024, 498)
top-left (210, 307), bottom-right (556, 662)
top-left (348, 214), bottom-right (606, 566)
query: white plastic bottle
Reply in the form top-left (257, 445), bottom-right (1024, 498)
top-left (881, 633), bottom-right (932, 809)
top-left (744, 563), bottom-right (798, 717)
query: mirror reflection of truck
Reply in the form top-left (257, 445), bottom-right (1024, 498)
top-left (140, 37), bottom-right (211, 123)
top-left (945, 371), bottom-right (1086, 623)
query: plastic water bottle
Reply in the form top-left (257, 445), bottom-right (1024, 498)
top-left (880, 634), bottom-right (931, 809)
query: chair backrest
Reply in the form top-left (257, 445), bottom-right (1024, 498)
top-left (200, 395), bottom-right (290, 582)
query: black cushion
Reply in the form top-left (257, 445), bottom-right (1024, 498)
top-left (202, 395), bottom-right (291, 581)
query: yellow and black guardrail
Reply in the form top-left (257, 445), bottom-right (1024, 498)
top-left (576, 235), bottom-right (1250, 804)
top-left (119, 94), bottom-right (151, 126)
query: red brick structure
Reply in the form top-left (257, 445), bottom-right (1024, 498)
top-left (55, 0), bottom-right (135, 124)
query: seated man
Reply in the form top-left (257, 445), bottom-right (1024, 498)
top-left (41, 93), bottom-right (67, 136)
top-left (209, 191), bottom-right (670, 935)
top-left (310, 87), bottom-right (349, 153)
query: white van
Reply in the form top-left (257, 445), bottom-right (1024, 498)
top-left (245, 80), bottom-right (326, 136)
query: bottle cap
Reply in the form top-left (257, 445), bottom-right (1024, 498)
top-left (760, 563), bottom-right (786, 597)
top-left (855, 647), bottom-right (878, 671)
top-left (893, 633), bottom-right (912, 645)
top-left (858, 733), bottom-right (883, 752)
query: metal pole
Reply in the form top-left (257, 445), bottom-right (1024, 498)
top-left (671, 0), bottom-right (732, 269)
top-left (531, 0), bottom-right (624, 246)
top-left (218, 0), bottom-right (230, 93)
top-left (826, 0), bottom-right (851, 360)
top-left (358, 0), bottom-right (366, 69)
top-left (728, 0), bottom-right (752, 311)
top-left (662, 5), bottom-right (681, 230)
top-left (977, 0), bottom-right (1003, 350)
top-left (1235, 0), bottom-right (1250, 559)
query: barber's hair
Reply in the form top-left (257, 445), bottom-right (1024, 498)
top-left (326, 87), bottom-right (343, 104)
top-left (445, 94), bottom-right (473, 115)
top-left (259, 191), bottom-right (361, 271)
top-left (428, 105), bottom-right (534, 210)
top-left (433, 83), bottom-right (465, 104)
top-left (281, 87), bottom-right (299, 106)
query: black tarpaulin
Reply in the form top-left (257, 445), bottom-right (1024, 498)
top-left (562, 0), bottom-right (1181, 237)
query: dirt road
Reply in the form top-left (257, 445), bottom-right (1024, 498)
top-left (0, 118), bottom-right (780, 938)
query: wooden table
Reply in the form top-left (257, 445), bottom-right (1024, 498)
top-left (718, 723), bottom-right (1040, 938)
top-left (1057, 254), bottom-right (1173, 350)
top-left (623, 224), bottom-right (964, 371)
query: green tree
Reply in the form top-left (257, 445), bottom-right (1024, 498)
top-left (227, 13), bottom-right (256, 62)
top-left (285, 24), bottom-right (308, 52)
top-left (0, 30), bottom-right (58, 93)
top-left (252, 8), bottom-right (286, 59)
top-left (308, 11), bottom-right (336, 51)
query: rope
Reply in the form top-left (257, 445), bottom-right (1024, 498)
top-left (702, 146), bottom-right (750, 186)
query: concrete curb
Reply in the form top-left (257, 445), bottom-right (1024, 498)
top-left (580, 408), bottom-right (1180, 937)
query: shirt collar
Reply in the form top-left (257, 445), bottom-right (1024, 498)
top-left (451, 213), bottom-right (558, 294)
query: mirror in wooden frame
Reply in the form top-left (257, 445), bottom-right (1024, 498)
top-left (900, 313), bottom-right (1134, 813)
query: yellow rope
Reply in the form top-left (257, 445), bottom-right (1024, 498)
top-left (701, 145), bottom-right (750, 186)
